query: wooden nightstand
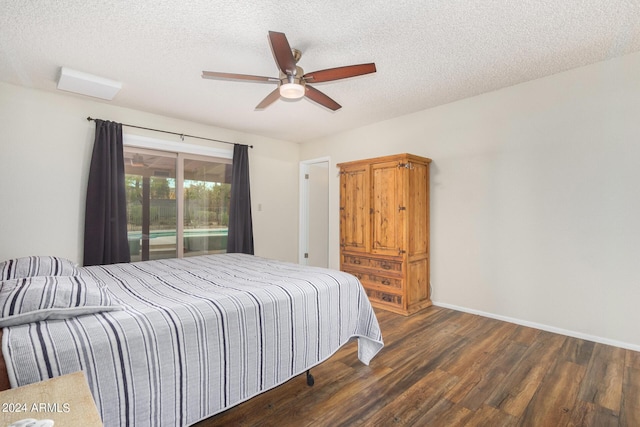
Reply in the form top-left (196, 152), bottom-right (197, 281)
top-left (0, 371), bottom-right (102, 427)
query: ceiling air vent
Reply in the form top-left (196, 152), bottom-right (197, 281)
top-left (57, 67), bottom-right (122, 100)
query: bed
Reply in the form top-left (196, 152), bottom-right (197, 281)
top-left (0, 254), bottom-right (383, 426)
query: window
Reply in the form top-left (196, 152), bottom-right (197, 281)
top-left (123, 139), bottom-right (232, 262)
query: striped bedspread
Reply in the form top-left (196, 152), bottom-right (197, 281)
top-left (1, 254), bottom-right (383, 426)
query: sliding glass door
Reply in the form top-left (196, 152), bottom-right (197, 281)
top-left (182, 156), bottom-right (232, 257)
top-left (124, 147), bottom-right (231, 261)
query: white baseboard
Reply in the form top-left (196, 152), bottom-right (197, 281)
top-left (432, 301), bottom-right (640, 353)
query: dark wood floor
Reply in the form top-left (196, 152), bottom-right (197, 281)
top-left (194, 306), bottom-right (640, 426)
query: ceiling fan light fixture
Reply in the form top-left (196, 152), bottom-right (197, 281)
top-left (202, 31), bottom-right (375, 110)
top-left (279, 83), bottom-right (305, 99)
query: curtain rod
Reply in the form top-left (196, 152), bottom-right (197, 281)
top-left (86, 116), bottom-right (253, 148)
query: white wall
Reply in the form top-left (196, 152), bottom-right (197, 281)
top-left (300, 51), bottom-right (640, 350)
top-left (0, 82), bottom-right (300, 264)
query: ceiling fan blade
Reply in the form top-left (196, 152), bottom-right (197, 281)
top-left (303, 63), bottom-right (377, 83)
top-left (305, 86), bottom-right (341, 111)
top-left (255, 88), bottom-right (281, 110)
top-left (268, 31), bottom-right (297, 75)
top-left (202, 71), bottom-right (278, 83)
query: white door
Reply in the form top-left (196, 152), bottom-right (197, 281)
top-left (299, 158), bottom-right (330, 267)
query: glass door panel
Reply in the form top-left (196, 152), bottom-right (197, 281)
top-left (124, 149), bottom-right (177, 261)
top-left (182, 156), bottom-right (231, 257)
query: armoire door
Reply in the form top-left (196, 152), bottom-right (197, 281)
top-left (371, 161), bottom-right (404, 256)
top-left (340, 164), bottom-right (371, 253)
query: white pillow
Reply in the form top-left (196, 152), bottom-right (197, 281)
top-left (0, 275), bottom-right (122, 327)
top-left (0, 256), bottom-right (78, 280)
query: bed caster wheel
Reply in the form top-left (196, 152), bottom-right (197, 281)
top-left (306, 370), bottom-right (315, 386)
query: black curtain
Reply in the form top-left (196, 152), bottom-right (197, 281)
top-left (227, 144), bottom-right (254, 254)
top-left (83, 120), bottom-right (131, 266)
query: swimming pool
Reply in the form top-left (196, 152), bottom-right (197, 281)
top-left (128, 228), bottom-right (228, 254)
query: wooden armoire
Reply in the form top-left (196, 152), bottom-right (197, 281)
top-left (338, 153), bottom-right (431, 316)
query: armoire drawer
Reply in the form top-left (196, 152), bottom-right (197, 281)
top-left (365, 288), bottom-right (403, 307)
top-left (349, 271), bottom-right (403, 291)
top-left (342, 255), bottom-right (402, 273)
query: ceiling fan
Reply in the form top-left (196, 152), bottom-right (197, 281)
top-left (202, 31), bottom-right (376, 111)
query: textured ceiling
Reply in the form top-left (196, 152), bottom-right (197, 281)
top-left (2, 1), bottom-right (640, 143)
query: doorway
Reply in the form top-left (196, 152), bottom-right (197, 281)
top-left (299, 158), bottom-right (330, 267)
